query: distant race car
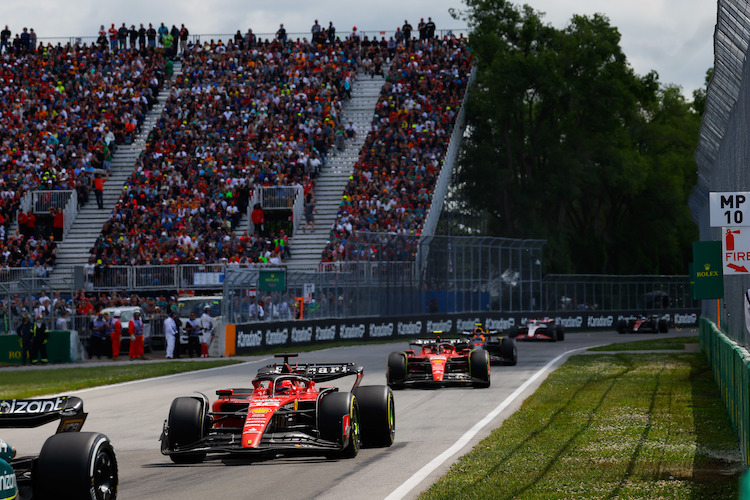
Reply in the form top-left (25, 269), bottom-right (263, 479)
top-left (508, 318), bottom-right (565, 342)
top-left (460, 324), bottom-right (517, 365)
top-left (161, 354), bottom-right (395, 463)
top-left (617, 314), bottom-right (670, 334)
top-left (0, 396), bottom-right (118, 500)
top-left (386, 333), bottom-right (491, 389)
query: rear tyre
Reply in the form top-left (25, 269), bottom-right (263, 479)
top-left (353, 385), bottom-right (395, 447)
top-left (34, 432), bottom-right (118, 500)
top-left (165, 397), bottom-right (208, 464)
top-left (469, 349), bottom-right (491, 388)
top-left (555, 325), bottom-right (565, 341)
top-left (507, 325), bottom-right (519, 338)
top-left (320, 392), bottom-right (360, 458)
top-left (617, 320), bottom-right (627, 334)
top-left (658, 319), bottom-right (669, 333)
top-left (500, 337), bottom-right (517, 366)
top-left (387, 352), bottom-right (407, 390)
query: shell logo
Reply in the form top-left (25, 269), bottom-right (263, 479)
top-left (252, 408), bottom-right (271, 414)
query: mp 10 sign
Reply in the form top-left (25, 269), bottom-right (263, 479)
top-left (710, 192), bottom-right (750, 226)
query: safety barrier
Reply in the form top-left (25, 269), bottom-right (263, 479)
top-left (699, 317), bottom-right (750, 466)
top-left (0, 330), bottom-right (85, 364)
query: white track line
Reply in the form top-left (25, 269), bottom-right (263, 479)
top-left (385, 346), bottom-right (594, 500)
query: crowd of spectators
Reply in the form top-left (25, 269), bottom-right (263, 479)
top-left (0, 30), bottom-right (168, 271)
top-left (89, 33), bottom-right (360, 266)
top-left (321, 35), bottom-right (471, 263)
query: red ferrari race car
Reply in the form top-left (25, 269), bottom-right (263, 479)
top-left (461, 324), bottom-right (517, 365)
top-left (0, 396), bottom-right (118, 500)
top-left (617, 314), bottom-right (670, 334)
top-left (160, 354), bottom-right (395, 463)
top-left (508, 318), bottom-right (565, 342)
top-left (386, 334), bottom-right (491, 389)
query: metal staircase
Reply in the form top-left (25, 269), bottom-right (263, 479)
top-left (51, 62), bottom-right (182, 276)
top-left (284, 70), bottom-right (387, 271)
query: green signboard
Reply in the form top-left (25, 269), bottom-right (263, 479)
top-left (692, 241), bottom-right (724, 299)
top-left (259, 270), bottom-right (286, 292)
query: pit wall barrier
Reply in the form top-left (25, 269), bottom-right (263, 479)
top-left (699, 317), bottom-right (750, 466)
top-left (0, 331), bottom-right (86, 364)
top-left (230, 309), bottom-right (700, 354)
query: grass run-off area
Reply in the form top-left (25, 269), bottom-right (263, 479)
top-left (0, 360), bottom-right (241, 399)
top-left (421, 338), bottom-right (745, 500)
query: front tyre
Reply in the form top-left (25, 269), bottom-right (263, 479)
top-left (500, 337), bottom-right (517, 366)
top-left (320, 392), bottom-right (360, 458)
top-left (34, 432), bottom-right (118, 500)
top-left (164, 396), bottom-right (208, 464)
top-left (387, 352), bottom-right (407, 390)
top-left (469, 349), bottom-right (491, 388)
top-left (353, 385), bottom-right (395, 447)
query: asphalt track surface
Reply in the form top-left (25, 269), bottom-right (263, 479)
top-left (2, 328), bottom-right (698, 499)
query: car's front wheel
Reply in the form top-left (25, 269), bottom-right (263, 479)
top-left (34, 432), bottom-right (118, 500)
top-left (353, 385), bottom-right (395, 447)
top-left (469, 349), bottom-right (491, 388)
top-left (387, 352), bottom-right (407, 389)
top-left (164, 396), bottom-right (208, 464)
top-left (500, 337), bottom-right (517, 366)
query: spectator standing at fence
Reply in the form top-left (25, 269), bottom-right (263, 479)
top-left (426, 17), bottom-right (436, 39)
top-left (276, 24), bottom-right (287, 46)
top-left (24, 210), bottom-right (36, 240)
top-left (102, 311), bottom-right (113, 359)
top-left (311, 20), bottom-right (322, 44)
top-left (90, 312), bottom-right (107, 359)
top-left (110, 310), bottom-right (121, 360)
top-left (402, 20), bottom-right (413, 46)
top-left (17, 315), bottom-right (32, 365)
top-left (56, 309), bottom-right (70, 331)
top-left (199, 305), bottom-right (214, 358)
top-left (185, 311), bottom-right (200, 358)
top-left (51, 207), bottom-right (64, 241)
top-left (128, 25), bottom-right (137, 50)
top-left (179, 24), bottom-right (189, 55)
top-left (138, 24), bottom-right (146, 49)
top-left (93, 174), bottom-right (106, 209)
top-left (128, 309), bottom-right (146, 360)
top-left (251, 203), bottom-right (265, 237)
top-left (303, 193), bottom-right (318, 232)
top-left (108, 24), bottom-right (118, 51)
top-left (328, 22), bottom-right (336, 43)
top-left (157, 23), bottom-right (168, 46)
top-left (147, 23), bottom-right (156, 48)
top-left (117, 23), bottom-right (128, 50)
top-left (0, 26), bottom-right (9, 53)
top-left (164, 310), bottom-right (178, 359)
top-left (30, 315), bottom-right (49, 364)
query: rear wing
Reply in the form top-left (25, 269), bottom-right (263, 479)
top-left (0, 396), bottom-right (87, 432)
top-left (258, 354), bottom-right (364, 384)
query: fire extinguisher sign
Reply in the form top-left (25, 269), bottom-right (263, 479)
top-left (722, 227), bottom-right (750, 274)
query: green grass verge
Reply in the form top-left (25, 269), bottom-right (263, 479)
top-left (420, 353), bottom-right (743, 499)
top-left (0, 360), bottom-right (241, 399)
top-left (588, 336), bottom-right (699, 352)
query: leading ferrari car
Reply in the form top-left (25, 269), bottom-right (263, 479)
top-left (386, 334), bottom-right (491, 389)
top-left (0, 396), bottom-right (118, 500)
top-left (617, 314), bottom-right (670, 334)
top-left (161, 354), bottom-right (395, 463)
top-left (508, 318), bottom-right (565, 342)
top-left (461, 324), bottom-right (517, 365)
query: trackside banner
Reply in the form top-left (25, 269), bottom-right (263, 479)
top-left (233, 309), bottom-right (700, 355)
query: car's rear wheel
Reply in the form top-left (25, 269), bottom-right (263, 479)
top-left (469, 349), bottom-right (491, 388)
top-left (320, 392), bottom-right (360, 458)
top-left (387, 352), bottom-right (407, 390)
top-left (507, 325), bottom-right (519, 338)
top-left (34, 432), bottom-right (118, 500)
top-left (658, 319), bottom-right (669, 333)
top-left (165, 397), bottom-right (208, 464)
top-left (353, 385), bottom-right (395, 447)
top-left (500, 337), bottom-right (517, 366)
top-left (556, 325), bottom-right (565, 341)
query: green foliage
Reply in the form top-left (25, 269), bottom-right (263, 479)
top-left (455, 0), bottom-right (701, 274)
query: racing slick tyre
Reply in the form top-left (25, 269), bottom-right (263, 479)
top-left (469, 349), bottom-right (491, 388)
top-left (658, 319), bottom-right (669, 333)
top-left (353, 385), bottom-right (395, 447)
top-left (507, 325), bottom-right (519, 338)
top-left (555, 325), bottom-right (565, 341)
top-left (617, 320), bottom-right (628, 334)
top-left (320, 392), bottom-right (360, 459)
top-left (387, 352), bottom-right (407, 390)
top-left (33, 432), bottom-right (118, 500)
top-left (500, 337), bottom-right (517, 366)
top-left (165, 396), bottom-right (208, 464)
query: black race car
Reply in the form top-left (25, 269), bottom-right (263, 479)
top-left (617, 314), bottom-right (670, 334)
top-left (161, 354), bottom-right (395, 463)
top-left (508, 318), bottom-right (565, 342)
top-left (461, 324), bottom-right (517, 365)
top-left (0, 396), bottom-right (118, 500)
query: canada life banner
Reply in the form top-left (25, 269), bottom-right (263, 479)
top-left (723, 227), bottom-right (750, 275)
